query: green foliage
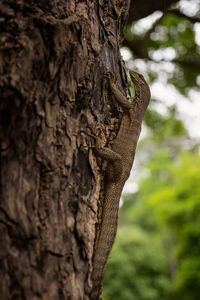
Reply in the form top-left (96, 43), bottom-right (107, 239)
top-left (123, 149), bottom-right (200, 300)
top-left (145, 150), bottom-right (200, 298)
top-left (103, 227), bottom-right (172, 300)
top-left (150, 14), bottom-right (197, 55)
top-left (144, 106), bottom-right (186, 140)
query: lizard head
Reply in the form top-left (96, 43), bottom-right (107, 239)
top-left (129, 70), bottom-right (145, 85)
top-left (130, 70), bottom-right (151, 99)
top-left (129, 70), bottom-right (151, 120)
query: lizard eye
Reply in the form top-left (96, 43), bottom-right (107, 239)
top-left (138, 73), bottom-right (144, 81)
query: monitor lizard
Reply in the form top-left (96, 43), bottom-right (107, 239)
top-left (90, 70), bottom-right (151, 299)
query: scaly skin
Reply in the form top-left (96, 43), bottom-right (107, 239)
top-left (90, 71), bottom-right (151, 300)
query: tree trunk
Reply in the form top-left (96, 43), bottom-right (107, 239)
top-left (0, 0), bottom-right (131, 299)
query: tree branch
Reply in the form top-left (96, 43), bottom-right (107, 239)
top-left (127, 0), bottom-right (179, 23)
top-left (168, 8), bottom-right (200, 23)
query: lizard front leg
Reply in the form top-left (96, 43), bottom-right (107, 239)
top-left (106, 72), bottom-right (132, 111)
top-left (86, 131), bottom-right (123, 182)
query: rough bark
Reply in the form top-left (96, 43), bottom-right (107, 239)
top-left (0, 0), bottom-right (130, 299)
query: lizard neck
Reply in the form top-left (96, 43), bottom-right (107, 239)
top-left (130, 70), bottom-right (151, 122)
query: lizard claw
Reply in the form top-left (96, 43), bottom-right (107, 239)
top-left (104, 72), bottom-right (115, 82)
top-left (80, 129), bottom-right (96, 151)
